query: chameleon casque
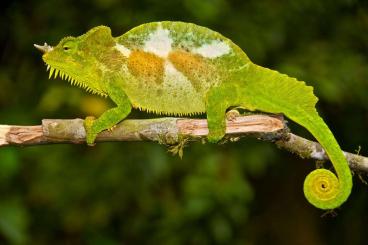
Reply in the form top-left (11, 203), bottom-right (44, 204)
top-left (34, 21), bottom-right (352, 210)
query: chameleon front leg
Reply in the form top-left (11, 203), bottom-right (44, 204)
top-left (84, 82), bottom-right (132, 145)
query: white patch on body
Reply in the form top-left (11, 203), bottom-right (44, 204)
top-left (164, 61), bottom-right (192, 91)
top-left (164, 61), bottom-right (179, 76)
top-left (162, 61), bottom-right (204, 110)
top-left (193, 40), bottom-right (231, 58)
top-left (115, 43), bottom-right (131, 57)
top-left (143, 27), bottom-right (173, 58)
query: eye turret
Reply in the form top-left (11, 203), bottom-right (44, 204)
top-left (61, 39), bottom-right (77, 52)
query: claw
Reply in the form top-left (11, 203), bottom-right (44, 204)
top-left (108, 125), bottom-right (117, 132)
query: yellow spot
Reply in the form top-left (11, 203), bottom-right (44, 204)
top-left (128, 50), bottom-right (164, 84)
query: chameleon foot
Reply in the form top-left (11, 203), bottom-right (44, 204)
top-left (226, 109), bottom-right (240, 121)
top-left (207, 129), bottom-right (226, 143)
top-left (108, 124), bottom-right (117, 132)
top-left (84, 116), bottom-right (97, 146)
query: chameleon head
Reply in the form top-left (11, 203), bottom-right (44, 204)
top-left (34, 26), bottom-right (116, 96)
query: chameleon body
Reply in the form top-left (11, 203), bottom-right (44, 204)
top-left (35, 21), bottom-right (352, 210)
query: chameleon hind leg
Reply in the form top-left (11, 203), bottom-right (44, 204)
top-left (206, 85), bottom-right (257, 143)
top-left (84, 82), bottom-right (132, 145)
top-left (206, 85), bottom-right (241, 143)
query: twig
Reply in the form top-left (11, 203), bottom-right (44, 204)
top-left (0, 114), bottom-right (367, 172)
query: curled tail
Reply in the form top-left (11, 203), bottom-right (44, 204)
top-left (287, 110), bottom-right (352, 210)
top-left (245, 64), bottom-right (352, 209)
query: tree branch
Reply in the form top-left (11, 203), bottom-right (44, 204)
top-left (1, 114), bottom-right (367, 173)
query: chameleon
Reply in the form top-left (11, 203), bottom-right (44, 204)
top-left (34, 21), bottom-right (352, 210)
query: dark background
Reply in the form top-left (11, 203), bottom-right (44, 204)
top-left (1, 0), bottom-right (367, 244)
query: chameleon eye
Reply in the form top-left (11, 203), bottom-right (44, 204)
top-left (62, 40), bottom-right (76, 51)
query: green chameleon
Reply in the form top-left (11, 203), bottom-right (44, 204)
top-left (34, 21), bottom-right (352, 210)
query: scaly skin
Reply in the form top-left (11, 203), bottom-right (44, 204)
top-left (35, 21), bottom-right (352, 210)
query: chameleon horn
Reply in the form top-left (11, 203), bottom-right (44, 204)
top-left (34, 43), bottom-right (53, 53)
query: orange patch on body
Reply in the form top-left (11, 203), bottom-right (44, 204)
top-left (127, 50), bottom-right (164, 84)
top-left (168, 50), bottom-right (212, 91)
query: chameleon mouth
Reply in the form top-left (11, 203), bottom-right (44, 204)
top-left (47, 64), bottom-right (86, 89)
top-left (46, 64), bottom-right (107, 96)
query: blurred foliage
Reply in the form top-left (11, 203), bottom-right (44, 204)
top-left (1, 0), bottom-right (368, 244)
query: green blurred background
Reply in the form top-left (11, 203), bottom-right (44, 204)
top-left (1, 0), bottom-right (367, 244)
